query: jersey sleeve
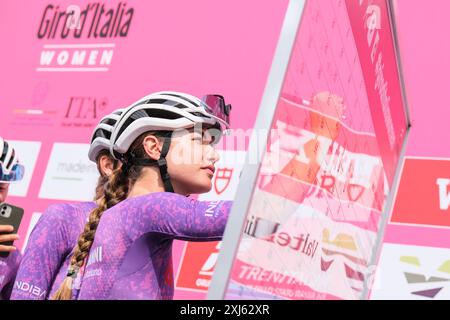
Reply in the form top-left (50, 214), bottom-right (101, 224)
top-left (10, 204), bottom-right (71, 300)
top-left (0, 250), bottom-right (22, 300)
top-left (121, 192), bottom-right (233, 242)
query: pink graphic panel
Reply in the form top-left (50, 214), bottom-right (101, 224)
top-left (223, 0), bottom-right (408, 300)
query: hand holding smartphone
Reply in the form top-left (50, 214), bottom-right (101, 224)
top-left (0, 203), bottom-right (23, 258)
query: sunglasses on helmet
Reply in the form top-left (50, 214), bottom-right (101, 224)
top-left (0, 163), bottom-right (25, 183)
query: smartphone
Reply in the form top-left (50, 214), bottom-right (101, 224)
top-left (0, 202), bottom-right (24, 258)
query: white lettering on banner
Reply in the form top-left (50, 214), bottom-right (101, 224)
top-left (238, 265), bottom-right (301, 285)
top-left (366, 5), bottom-right (381, 30)
top-left (360, 0), bottom-right (395, 149)
top-left (37, 3), bottom-right (134, 40)
top-left (195, 278), bottom-right (211, 288)
top-left (199, 242), bottom-right (221, 277)
top-left (40, 50), bottom-right (114, 67)
top-left (436, 178), bottom-right (450, 210)
top-left (13, 281), bottom-right (46, 298)
top-left (72, 51), bottom-right (86, 65)
top-left (40, 51), bottom-right (55, 65)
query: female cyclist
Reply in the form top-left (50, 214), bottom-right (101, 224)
top-left (53, 91), bottom-right (234, 300)
top-left (10, 109), bottom-right (123, 300)
top-left (0, 137), bottom-right (25, 299)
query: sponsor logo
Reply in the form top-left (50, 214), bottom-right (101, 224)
top-left (400, 256), bottom-right (450, 298)
top-left (198, 150), bottom-right (246, 201)
top-left (10, 82), bottom-right (56, 125)
top-left (86, 246), bottom-right (103, 267)
top-left (36, 2), bottom-right (134, 72)
top-left (205, 201), bottom-right (223, 218)
top-left (371, 244), bottom-right (450, 300)
top-left (61, 96), bottom-right (108, 128)
top-left (321, 229), bottom-right (369, 293)
top-left (213, 168), bottom-right (233, 195)
top-left (13, 281), bottom-right (46, 298)
top-left (235, 210), bottom-right (376, 300)
top-left (176, 241), bottom-right (221, 292)
top-left (391, 158), bottom-right (450, 228)
top-left (39, 143), bottom-right (99, 201)
top-left (366, 5), bottom-right (381, 30)
top-left (436, 178), bottom-right (450, 211)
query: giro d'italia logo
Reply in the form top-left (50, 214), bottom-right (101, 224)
top-left (36, 2), bottom-right (134, 72)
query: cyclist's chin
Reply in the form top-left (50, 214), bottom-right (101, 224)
top-left (170, 172), bottom-right (213, 195)
top-left (186, 178), bottom-right (213, 195)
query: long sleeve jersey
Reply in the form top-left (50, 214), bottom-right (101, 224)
top-left (77, 192), bottom-right (232, 300)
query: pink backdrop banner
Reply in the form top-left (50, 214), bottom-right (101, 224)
top-left (0, 0), bottom-right (289, 300)
top-left (1, 0), bottom-right (450, 300)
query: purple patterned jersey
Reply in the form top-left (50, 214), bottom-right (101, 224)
top-left (0, 250), bottom-right (22, 300)
top-left (78, 192), bottom-right (232, 300)
top-left (10, 202), bottom-right (96, 300)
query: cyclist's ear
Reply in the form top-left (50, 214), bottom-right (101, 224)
top-left (142, 134), bottom-right (164, 161)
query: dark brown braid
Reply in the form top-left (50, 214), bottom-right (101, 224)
top-left (51, 166), bottom-right (128, 299)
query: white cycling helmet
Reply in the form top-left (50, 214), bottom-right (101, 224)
top-left (88, 108), bottom-right (125, 162)
top-left (0, 137), bottom-right (24, 183)
top-left (109, 91), bottom-right (232, 192)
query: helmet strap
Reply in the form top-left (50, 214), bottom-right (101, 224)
top-left (128, 139), bottom-right (174, 193)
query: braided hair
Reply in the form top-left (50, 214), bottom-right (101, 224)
top-left (51, 131), bottom-right (164, 300)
